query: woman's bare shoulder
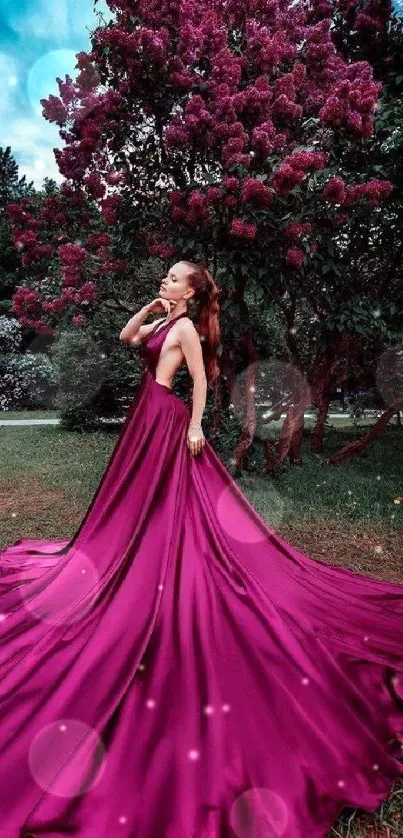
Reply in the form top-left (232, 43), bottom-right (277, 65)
top-left (178, 316), bottom-right (198, 332)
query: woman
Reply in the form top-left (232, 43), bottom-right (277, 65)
top-left (0, 259), bottom-right (403, 838)
top-left (119, 259), bottom-right (221, 459)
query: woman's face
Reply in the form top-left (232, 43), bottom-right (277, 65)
top-left (159, 262), bottom-right (195, 304)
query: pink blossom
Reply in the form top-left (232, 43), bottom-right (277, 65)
top-left (14, 231), bottom-right (37, 249)
top-left (223, 177), bottom-right (239, 191)
top-left (286, 247), bottom-right (305, 268)
top-left (35, 244), bottom-right (53, 260)
top-left (284, 151), bottom-right (328, 171)
top-left (284, 222), bottom-right (313, 239)
top-left (84, 173), bottom-right (106, 199)
top-left (344, 178), bottom-right (393, 207)
top-left (72, 313), bottom-right (87, 327)
top-left (206, 186), bottom-right (222, 202)
top-left (58, 243), bottom-right (88, 265)
top-left (323, 177), bottom-right (346, 204)
top-left (170, 206), bottom-right (187, 221)
top-left (230, 218), bottom-right (257, 240)
top-left (87, 232), bottom-right (112, 249)
top-left (168, 190), bottom-right (184, 205)
top-left (240, 178), bottom-right (273, 208)
top-left (271, 164), bottom-right (305, 197)
top-left (40, 94), bottom-right (67, 125)
top-left (79, 281), bottom-right (99, 303)
top-left (100, 195), bottom-right (122, 225)
top-left (6, 203), bottom-right (28, 224)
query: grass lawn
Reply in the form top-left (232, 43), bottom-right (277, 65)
top-left (0, 421), bottom-right (402, 836)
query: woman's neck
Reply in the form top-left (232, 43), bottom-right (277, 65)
top-left (167, 305), bottom-right (188, 320)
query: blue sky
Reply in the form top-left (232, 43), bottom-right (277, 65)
top-left (0, 0), bottom-right (110, 189)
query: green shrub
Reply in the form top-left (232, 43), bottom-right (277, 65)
top-left (50, 329), bottom-right (107, 430)
top-left (0, 352), bottom-right (57, 411)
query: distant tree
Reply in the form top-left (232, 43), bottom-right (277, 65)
top-left (0, 146), bottom-right (35, 316)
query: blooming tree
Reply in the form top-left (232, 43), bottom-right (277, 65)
top-left (7, 0), bottom-right (402, 469)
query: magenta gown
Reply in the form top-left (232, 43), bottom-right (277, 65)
top-left (1, 311), bottom-right (403, 838)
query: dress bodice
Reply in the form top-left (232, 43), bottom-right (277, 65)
top-left (139, 312), bottom-right (188, 377)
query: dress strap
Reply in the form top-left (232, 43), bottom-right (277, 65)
top-left (144, 312), bottom-right (188, 343)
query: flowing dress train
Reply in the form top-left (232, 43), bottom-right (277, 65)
top-left (1, 311), bottom-right (403, 837)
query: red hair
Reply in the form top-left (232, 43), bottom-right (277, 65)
top-left (181, 260), bottom-right (221, 387)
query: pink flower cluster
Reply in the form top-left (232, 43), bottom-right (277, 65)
top-left (105, 171), bottom-right (125, 186)
top-left (72, 313), bottom-right (88, 327)
top-left (14, 231), bottom-right (37, 250)
top-left (61, 266), bottom-right (83, 289)
top-left (286, 247), bottom-right (305, 269)
top-left (338, 0), bottom-right (391, 33)
top-left (240, 178), bottom-right (273, 208)
top-left (87, 232), bottom-right (112, 250)
top-left (84, 173), bottom-right (106, 200)
top-left (100, 195), bottom-right (123, 225)
top-left (246, 21), bottom-right (296, 74)
top-left (272, 73), bottom-right (303, 122)
top-left (283, 151), bottom-right (328, 171)
top-left (57, 244), bottom-right (88, 265)
top-left (167, 189), bottom-right (213, 228)
top-left (77, 281), bottom-right (98, 303)
top-left (284, 222), bottom-right (313, 239)
top-left (6, 202), bottom-right (30, 225)
top-left (17, 0), bottom-right (393, 292)
top-left (324, 177), bottom-right (393, 207)
top-left (230, 219), bottom-right (257, 240)
top-left (148, 242), bottom-right (178, 258)
top-left (12, 229), bottom-right (52, 267)
top-left (323, 177), bottom-right (346, 203)
top-left (205, 186), bottom-right (222, 202)
top-left (271, 150), bottom-right (328, 197)
top-left (42, 298), bottom-right (67, 315)
top-left (251, 120), bottom-right (287, 159)
top-left (140, 228), bottom-right (178, 259)
top-left (12, 287), bottom-right (42, 316)
top-left (95, 258), bottom-right (129, 278)
top-left (11, 287), bottom-right (55, 331)
top-left (222, 177), bottom-right (239, 190)
top-left (344, 178), bottom-right (393, 207)
top-left (320, 63), bottom-right (380, 137)
top-left (271, 164), bottom-right (305, 197)
top-left (40, 94), bottom-right (68, 126)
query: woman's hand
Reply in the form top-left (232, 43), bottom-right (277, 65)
top-left (147, 297), bottom-right (176, 316)
top-left (187, 421), bottom-right (206, 456)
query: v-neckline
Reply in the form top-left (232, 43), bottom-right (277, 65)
top-left (147, 311), bottom-right (188, 341)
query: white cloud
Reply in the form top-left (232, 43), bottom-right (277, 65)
top-left (0, 52), bottom-right (62, 188)
top-left (7, 0), bottom-right (70, 44)
top-left (1, 0), bottom-right (111, 189)
top-left (6, 0), bottom-right (110, 43)
top-left (2, 116), bottom-right (63, 188)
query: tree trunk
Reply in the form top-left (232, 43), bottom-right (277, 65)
top-left (326, 394), bottom-right (403, 465)
top-left (265, 388), bottom-right (312, 470)
top-left (233, 349), bottom-right (258, 471)
top-left (310, 332), bottom-right (347, 453)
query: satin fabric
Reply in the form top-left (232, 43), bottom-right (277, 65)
top-left (1, 311), bottom-right (403, 838)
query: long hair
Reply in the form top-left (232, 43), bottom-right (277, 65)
top-left (181, 260), bottom-right (221, 387)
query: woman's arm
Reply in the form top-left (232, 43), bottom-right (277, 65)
top-left (178, 320), bottom-right (207, 426)
top-left (119, 305), bottom-right (164, 347)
